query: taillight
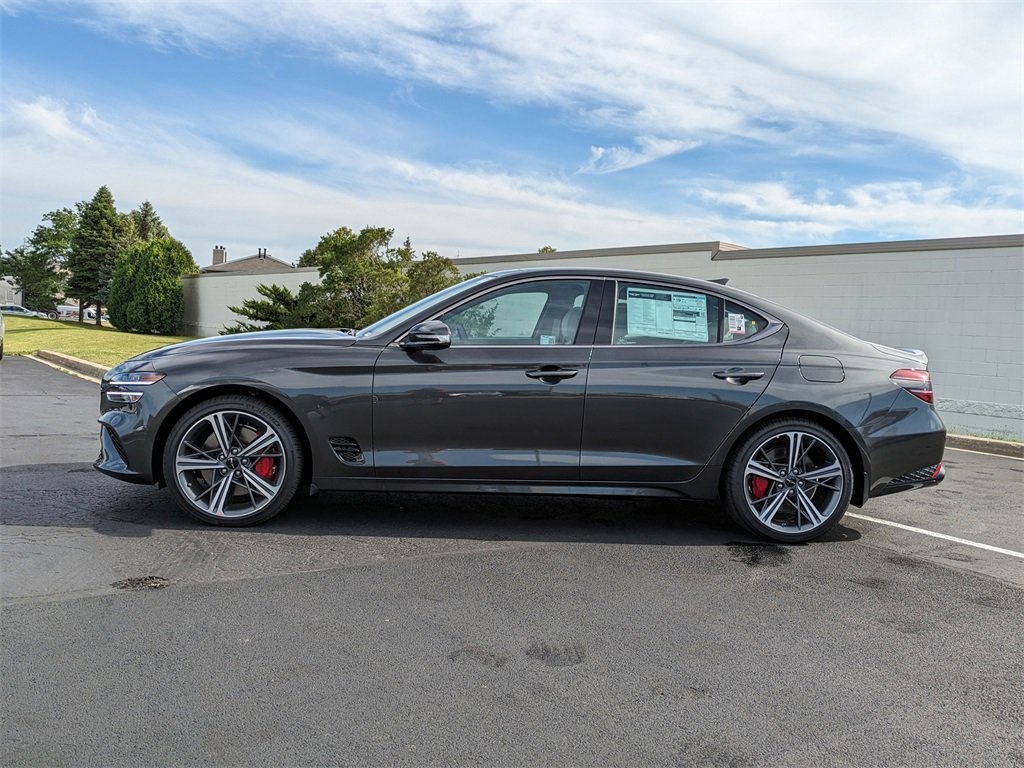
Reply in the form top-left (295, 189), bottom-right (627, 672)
top-left (891, 369), bottom-right (933, 404)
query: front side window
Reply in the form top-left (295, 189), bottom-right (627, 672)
top-left (441, 280), bottom-right (590, 346)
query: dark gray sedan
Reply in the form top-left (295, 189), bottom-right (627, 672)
top-left (96, 268), bottom-right (945, 542)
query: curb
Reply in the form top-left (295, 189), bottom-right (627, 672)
top-left (29, 349), bottom-right (1024, 458)
top-left (34, 350), bottom-right (109, 380)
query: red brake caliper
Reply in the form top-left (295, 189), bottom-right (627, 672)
top-left (253, 457), bottom-right (275, 480)
top-left (750, 476), bottom-right (769, 499)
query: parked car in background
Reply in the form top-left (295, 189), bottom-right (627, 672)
top-left (0, 304), bottom-right (48, 319)
top-left (95, 267), bottom-right (946, 543)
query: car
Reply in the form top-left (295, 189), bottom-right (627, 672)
top-left (95, 268), bottom-right (946, 542)
top-left (0, 304), bottom-right (47, 319)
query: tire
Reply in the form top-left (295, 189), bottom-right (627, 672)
top-left (47, 311), bottom-right (58, 320)
top-left (722, 418), bottom-right (852, 543)
top-left (162, 395), bottom-right (303, 526)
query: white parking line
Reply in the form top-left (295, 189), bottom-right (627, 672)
top-left (846, 512), bottom-right (1024, 559)
top-left (946, 446), bottom-right (1024, 461)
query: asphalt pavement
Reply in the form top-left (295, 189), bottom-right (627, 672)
top-left (1, 355), bottom-right (1022, 767)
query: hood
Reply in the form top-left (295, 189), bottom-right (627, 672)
top-left (133, 328), bottom-right (358, 363)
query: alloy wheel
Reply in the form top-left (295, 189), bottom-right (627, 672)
top-left (173, 409), bottom-right (287, 519)
top-left (742, 430), bottom-right (846, 535)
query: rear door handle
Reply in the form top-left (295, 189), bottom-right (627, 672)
top-left (713, 368), bottom-right (766, 384)
top-left (526, 366), bottom-right (579, 383)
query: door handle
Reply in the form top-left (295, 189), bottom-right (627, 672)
top-left (713, 368), bottom-right (766, 384)
top-left (525, 366), bottom-right (579, 382)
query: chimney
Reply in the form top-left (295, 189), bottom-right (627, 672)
top-left (212, 245), bottom-right (227, 266)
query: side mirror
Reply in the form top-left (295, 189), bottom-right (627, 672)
top-left (399, 320), bottom-right (452, 351)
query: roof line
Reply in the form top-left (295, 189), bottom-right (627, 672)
top-left (712, 234), bottom-right (1024, 261)
top-left (453, 240), bottom-right (744, 265)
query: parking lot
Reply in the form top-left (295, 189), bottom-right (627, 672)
top-left (2, 356), bottom-right (1022, 767)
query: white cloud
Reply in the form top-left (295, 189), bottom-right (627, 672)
top-left (579, 137), bottom-right (700, 175)
top-left (37, 0), bottom-right (1023, 175)
top-left (696, 180), bottom-right (1024, 242)
top-left (5, 96), bottom-right (96, 143)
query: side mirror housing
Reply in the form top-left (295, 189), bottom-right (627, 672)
top-left (399, 320), bottom-right (452, 351)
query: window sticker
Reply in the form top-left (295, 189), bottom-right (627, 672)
top-left (728, 312), bottom-right (747, 335)
top-left (539, 334), bottom-right (557, 345)
top-left (625, 287), bottom-right (708, 342)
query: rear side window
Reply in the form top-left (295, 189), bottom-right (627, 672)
top-left (613, 283), bottom-right (721, 345)
top-left (723, 300), bottom-right (768, 342)
top-left (612, 283), bottom-right (768, 345)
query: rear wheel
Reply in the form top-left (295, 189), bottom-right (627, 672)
top-left (723, 418), bottom-right (852, 543)
top-left (162, 395), bottom-right (303, 526)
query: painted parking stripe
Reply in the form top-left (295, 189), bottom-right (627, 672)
top-left (946, 446), bottom-right (1024, 461)
top-left (846, 512), bottom-right (1024, 559)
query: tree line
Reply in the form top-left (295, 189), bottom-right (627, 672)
top-left (2, 186), bottom-right (197, 333)
top-left (5, 187), bottom-right (478, 336)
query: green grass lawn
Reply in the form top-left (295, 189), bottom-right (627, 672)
top-left (3, 316), bottom-right (189, 368)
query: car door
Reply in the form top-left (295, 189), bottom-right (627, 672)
top-left (371, 277), bottom-right (600, 481)
top-left (581, 279), bottom-right (786, 483)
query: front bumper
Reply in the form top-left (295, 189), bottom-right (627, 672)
top-left (94, 379), bottom-right (180, 486)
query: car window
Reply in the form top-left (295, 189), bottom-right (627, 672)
top-left (613, 283), bottom-right (721, 345)
top-left (723, 300), bottom-right (768, 342)
top-left (442, 280), bottom-right (590, 346)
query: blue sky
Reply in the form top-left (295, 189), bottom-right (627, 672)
top-left (2, 1), bottom-right (1021, 265)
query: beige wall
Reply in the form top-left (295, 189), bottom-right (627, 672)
top-left (181, 267), bottom-right (321, 338)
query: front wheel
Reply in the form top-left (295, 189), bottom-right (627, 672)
top-left (162, 395), bottom-right (303, 526)
top-left (722, 419), bottom-right (853, 543)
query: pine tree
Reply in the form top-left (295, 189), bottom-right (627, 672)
top-left (67, 186), bottom-right (123, 325)
top-left (130, 201), bottom-right (169, 242)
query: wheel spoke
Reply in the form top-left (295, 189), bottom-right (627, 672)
top-left (206, 474), bottom-right (236, 517)
top-left (795, 487), bottom-right (824, 527)
top-left (206, 412), bottom-right (234, 454)
top-left (786, 431), bottom-right (808, 472)
top-left (176, 456), bottom-right (223, 472)
top-left (239, 430), bottom-right (280, 460)
top-left (747, 460), bottom-right (782, 482)
top-left (803, 461), bottom-right (843, 487)
top-left (754, 488), bottom-right (789, 525)
top-left (240, 466), bottom-right (278, 500)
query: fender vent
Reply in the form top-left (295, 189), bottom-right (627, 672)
top-left (329, 436), bottom-right (365, 465)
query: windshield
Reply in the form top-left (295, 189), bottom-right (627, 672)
top-left (356, 274), bottom-right (493, 341)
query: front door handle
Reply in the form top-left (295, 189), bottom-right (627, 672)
top-left (526, 366), bottom-right (579, 383)
top-left (713, 368), bottom-right (766, 385)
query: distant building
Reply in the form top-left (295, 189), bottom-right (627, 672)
top-left (1, 276), bottom-right (23, 305)
top-left (201, 245), bottom-right (296, 274)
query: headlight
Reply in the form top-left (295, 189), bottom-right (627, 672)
top-left (105, 361), bottom-right (165, 403)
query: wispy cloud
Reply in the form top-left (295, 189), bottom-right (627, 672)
top-left (0, 1), bottom-right (1020, 261)
top-left (579, 137), bottom-right (700, 175)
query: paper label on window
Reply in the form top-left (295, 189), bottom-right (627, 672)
top-left (728, 312), bottom-right (747, 335)
top-left (625, 288), bottom-right (708, 342)
top-left (539, 334), bottom-right (557, 345)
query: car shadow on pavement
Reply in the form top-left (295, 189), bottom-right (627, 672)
top-left (1, 461), bottom-right (861, 548)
